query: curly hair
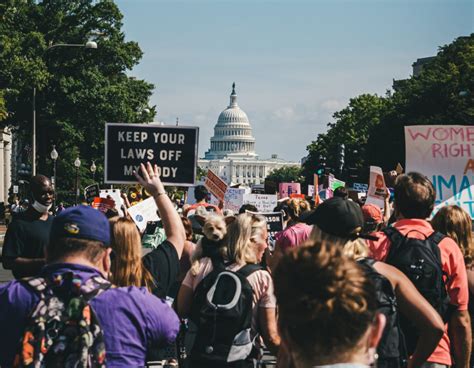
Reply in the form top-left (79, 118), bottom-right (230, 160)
top-left (273, 239), bottom-right (377, 364)
top-left (431, 205), bottom-right (474, 267)
top-left (282, 198), bottom-right (311, 222)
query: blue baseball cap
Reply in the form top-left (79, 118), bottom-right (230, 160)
top-left (50, 205), bottom-right (111, 245)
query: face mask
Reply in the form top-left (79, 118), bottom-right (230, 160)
top-left (32, 200), bottom-right (52, 214)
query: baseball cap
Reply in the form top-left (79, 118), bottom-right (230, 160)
top-left (304, 197), bottom-right (378, 240)
top-left (50, 205), bottom-right (111, 245)
top-left (361, 203), bottom-right (383, 223)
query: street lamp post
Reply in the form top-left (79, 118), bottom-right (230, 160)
top-left (74, 157), bottom-right (81, 205)
top-left (90, 160), bottom-right (97, 182)
top-left (32, 41), bottom-right (97, 176)
top-left (50, 145), bottom-right (59, 212)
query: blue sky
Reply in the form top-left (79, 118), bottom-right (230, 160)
top-left (115, 0), bottom-right (473, 162)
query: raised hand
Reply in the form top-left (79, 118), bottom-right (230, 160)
top-left (133, 162), bottom-right (165, 198)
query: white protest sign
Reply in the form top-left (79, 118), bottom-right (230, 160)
top-left (405, 125), bottom-right (474, 218)
top-left (99, 189), bottom-right (124, 217)
top-left (243, 194), bottom-right (278, 213)
top-left (308, 185), bottom-right (315, 197)
top-left (127, 197), bottom-right (160, 232)
top-left (366, 166), bottom-right (386, 208)
top-left (224, 188), bottom-right (247, 212)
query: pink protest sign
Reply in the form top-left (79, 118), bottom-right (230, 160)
top-left (405, 125), bottom-right (474, 218)
top-left (279, 182), bottom-right (301, 198)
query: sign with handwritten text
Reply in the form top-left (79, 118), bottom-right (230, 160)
top-left (405, 125), bottom-right (474, 217)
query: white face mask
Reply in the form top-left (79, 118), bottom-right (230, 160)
top-left (32, 200), bottom-right (52, 214)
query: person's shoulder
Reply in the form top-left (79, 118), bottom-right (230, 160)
top-left (437, 234), bottom-right (464, 258)
top-left (94, 286), bottom-right (173, 318)
top-left (97, 285), bottom-right (165, 305)
top-left (0, 279), bottom-right (39, 306)
top-left (144, 240), bottom-right (178, 261)
top-left (246, 267), bottom-right (272, 285)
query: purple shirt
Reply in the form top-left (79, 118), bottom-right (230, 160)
top-left (0, 263), bottom-right (180, 367)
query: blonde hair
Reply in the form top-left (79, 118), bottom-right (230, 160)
top-left (309, 225), bottom-right (369, 260)
top-left (287, 198), bottom-right (311, 221)
top-left (225, 213), bottom-right (267, 265)
top-left (431, 205), bottom-right (474, 267)
top-left (109, 217), bottom-right (155, 291)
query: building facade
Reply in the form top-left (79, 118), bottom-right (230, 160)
top-left (0, 127), bottom-right (13, 204)
top-left (198, 84), bottom-right (299, 185)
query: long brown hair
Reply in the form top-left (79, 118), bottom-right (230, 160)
top-left (431, 205), bottom-right (474, 267)
top-left (109, 217), bottom-right (155, 291)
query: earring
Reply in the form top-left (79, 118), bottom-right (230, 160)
top-left (368, 347), bottom-right (378, 367)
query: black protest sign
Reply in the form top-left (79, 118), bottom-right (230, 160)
top-left (84, 184), bottom-right (100, 202)
top-left (261, 212), bottom-right (284, 237)
top-left (247, 210), bottom-right (284, 237)
top-left (105, 123), bottom-right (199, 186)
top-left (248, 211), bottom-right (284, 252)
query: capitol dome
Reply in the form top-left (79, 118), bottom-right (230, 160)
top-left (204, 83), bottom-right (258, 160)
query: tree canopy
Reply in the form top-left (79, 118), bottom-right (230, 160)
top-left (367, 34), bottom-right (474, 170)
top-left (0, 0), bottom-right (155, 202)
top-left (303, 34), bottom-right (474, 182)
top-left (266, 165), bottom-right (304, 187)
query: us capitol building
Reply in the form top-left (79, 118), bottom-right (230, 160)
top-left (198, 84), bottom-right (299, 185)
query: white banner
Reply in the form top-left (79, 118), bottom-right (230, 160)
top-left (366, 166), bottom-right (386, 209)
top-left (99, 189), bottom-right (124, 217)
top-left (127, 197), bottom-right (160, 232)
top-left (243, 194), bottom-right (278, 213)
top-left (224, 188), bottom-right (248, 212)
top-left (405, 125), bottom-right (474, 217)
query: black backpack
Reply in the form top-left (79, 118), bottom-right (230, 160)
top-left (189, 260), bottom-right (262, 366)
top-left (358, 258), bottom-right (407, 368)
top-left (383, 227), bottom-right (451, 353)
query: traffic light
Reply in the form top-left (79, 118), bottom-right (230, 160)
top-left (337, 144), bottom-right (345, 174)
top-left (316, 155), bottom-right (327, 177)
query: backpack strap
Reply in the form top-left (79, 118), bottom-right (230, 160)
top-left (357, 257), bottom-right (376, 268)
top-left (22, 277), bottom-right (49, 294)
top-left (79, 276), bottom-right (112, 301)
top-left (383, 226), bottom-right (403, 244)
top-left (383, 227), bottom-right (405, 260)
top-left (427, 231), bottom-right (445, 246)
top-left (237, 264), bottom-right (264, 278)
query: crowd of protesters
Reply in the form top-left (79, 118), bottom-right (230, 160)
top-left (0, 161), bottom-right (473, 367)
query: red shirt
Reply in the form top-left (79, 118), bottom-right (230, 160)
top-left (367, 219), bottom-right (469, 366)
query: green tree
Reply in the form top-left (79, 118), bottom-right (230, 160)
top-left (0, 90), bottom-right (7, 121)
top-left (196, 166), bottom-right (208, 181)
top-left (0, 0), bottom-right (156, 201)
top-left (367, 34), bottom-right (474, 170)
top-left (266, 166), bottom-right (304, 187)
top-left (303, 94), bottom-right (389, 183)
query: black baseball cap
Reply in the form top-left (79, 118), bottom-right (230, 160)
top-left (304, 197), bottom-right (378, 241)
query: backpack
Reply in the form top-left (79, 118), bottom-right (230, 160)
top-left (189, 260), bottom-right (263, 366)
top-left (383, 227), bottom-right (451, 353)
top-left (14, 272), bottom-right (112, 368)
top-left (358, 258), bottom-right (407, 368)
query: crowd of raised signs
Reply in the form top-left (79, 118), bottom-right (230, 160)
top-left (0, 162), bottom-right (473, 368)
